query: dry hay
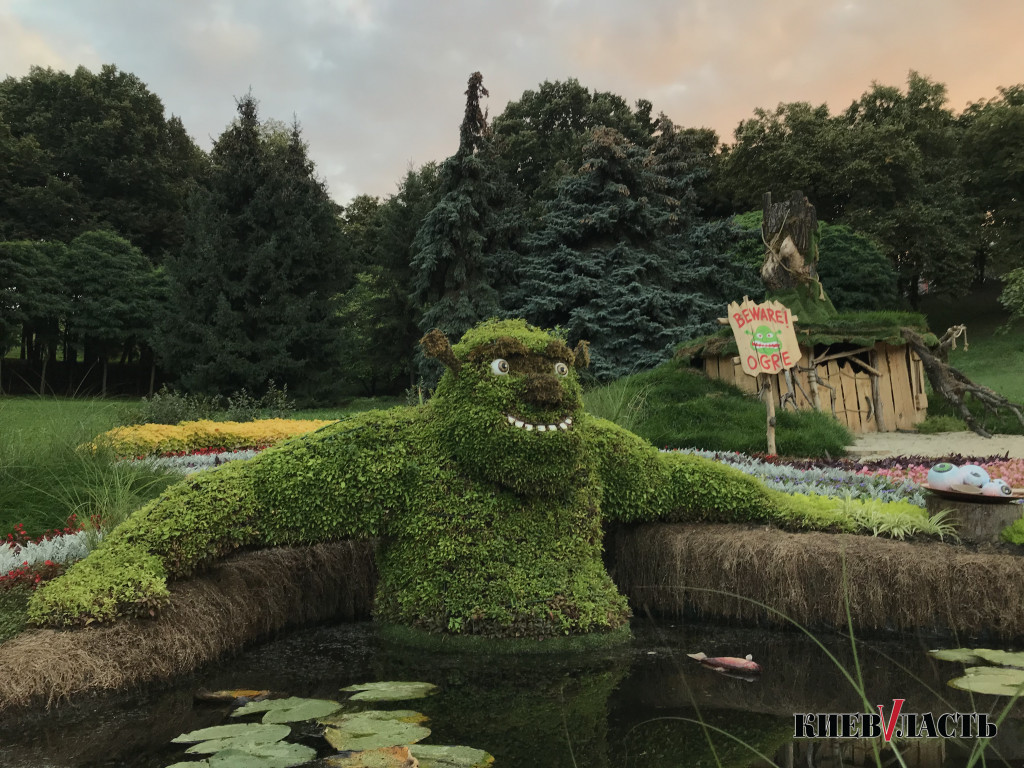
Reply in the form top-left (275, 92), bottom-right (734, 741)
top-left (614, 524), bottom-right (1024, 640)
top-left (0, 540), bottom-right (377, 712)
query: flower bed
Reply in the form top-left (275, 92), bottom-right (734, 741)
top-left (134, 448), bottom-right (265, 475)
top-left (666, 448), bottom-right (927, 506)
top-left (0, 519), bottom-right (96, 591)
top-left (95, 418), bottom-right (336, 458)
top-left (856, 457), bottom-right (1024, 488)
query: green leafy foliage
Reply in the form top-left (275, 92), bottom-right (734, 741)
top-left (507, 124), bottom-right (757, 380)
top-left (586, 357), bottom-right (852, 457)
top-left (999, 266), bottom-right (1024, 327)
top-left (717, 72), bottom-right (974, 302)
top-left (961, 85), bottom-right (1024, 278)
top-left (156, 94), bottom-right (347, 400)
top-left (491, 78), bottom-right (654, 204)
top-left (1000, 515), bottom-right (1024, 546)
top-left (730, 212), bottom-right (900, 312)
top-left (0, 587), bottom-right (30, 642)
top-left (0, 63), bottom-right (204, 256)
top-left (411, 73), bottom-right (514, 356)
top-left (336, 166), bottom-right (441, 396)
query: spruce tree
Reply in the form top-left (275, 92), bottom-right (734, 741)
top-left (411, 73), bottom-right (515, 345)
top-left (511, 124), bottom-right (754, 379)
top-left (158, 95), bottom-right (346, 398)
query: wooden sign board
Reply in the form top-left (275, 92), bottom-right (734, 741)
top-left (727, 298), bottom-right (802, 377)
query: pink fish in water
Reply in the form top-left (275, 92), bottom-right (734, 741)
top-left (687, 652), bottom-right (762, 677)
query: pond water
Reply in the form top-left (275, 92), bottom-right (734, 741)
top-left (1, 619), bottom-right (1021, 768)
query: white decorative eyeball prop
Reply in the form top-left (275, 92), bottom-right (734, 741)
top-left (959, 464), bottom-right (990, 488)
top-left (981, 479), bottom-right (1014, 498)
top-left (490, 358), bottom-right (510, 376)
top-left (926, 463), bottom-right (960, 490)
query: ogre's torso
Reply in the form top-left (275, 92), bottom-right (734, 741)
top-left (373, 429), bottom-right (630, 636)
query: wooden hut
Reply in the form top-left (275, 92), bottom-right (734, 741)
top-left (679, 314), bottom-right (936, 434)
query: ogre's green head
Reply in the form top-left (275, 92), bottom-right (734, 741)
top-left (422, 319), bottom-right (590, 496)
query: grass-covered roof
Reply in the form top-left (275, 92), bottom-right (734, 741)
top-left (677, 311), bottom-right (938, 360)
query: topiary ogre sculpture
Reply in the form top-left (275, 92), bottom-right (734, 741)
top-left (30, 319), bottom-right (821, 638)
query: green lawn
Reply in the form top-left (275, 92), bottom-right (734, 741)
top-left (584, 357), bottom-right (852, 457)
top-left (920, 282), bottom-right (1024, 433)
top-left (0, 396), bottom-right (176, 537)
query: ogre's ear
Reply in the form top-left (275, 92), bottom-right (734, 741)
top-left (420, 329), bottom-right (462, 375)
top-left (572, 340), bottom-right (590, 370)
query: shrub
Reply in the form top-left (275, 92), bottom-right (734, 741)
top-left (128, 381), bottom-right (296, 426)
top-left (916, 414), bottom-right (969, 434)
top-left (587, 358), bottom-right (852, 458)
top-left (94, 418), bottom-right (335, 458)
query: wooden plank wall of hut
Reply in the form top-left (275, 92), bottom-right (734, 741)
top-left (702, 343), bottom-right (929, 434)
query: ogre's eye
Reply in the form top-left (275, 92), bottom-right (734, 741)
top-left (490, 358), bottom-right (510, 376)
top-left (554, 362), bottom-right (569, 376)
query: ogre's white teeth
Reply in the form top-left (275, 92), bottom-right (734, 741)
top-left (503, 413), bottom-right (574, 431)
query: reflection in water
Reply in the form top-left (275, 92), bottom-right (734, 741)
top-left (0, 619), bottom-right (1021, 767)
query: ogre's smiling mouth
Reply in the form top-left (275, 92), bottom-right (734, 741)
top-left (503, 414), bottom-right (574, 432)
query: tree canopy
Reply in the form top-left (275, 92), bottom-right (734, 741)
top-left (0, 64), bottom-right (205, 260)
top-left (156, 94), bottom-right (347, 399)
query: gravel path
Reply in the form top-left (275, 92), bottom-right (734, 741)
top-left (849, 431), bottom-right (1024, 460)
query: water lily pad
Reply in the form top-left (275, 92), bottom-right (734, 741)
top-left (323, 711), bottom-right (431, 751)
top-left (232, 695), bottom-right (342, 723)
top-left (949, 666), bottom-right (1024, 696)
top-left (973, 649), bottom-right (1024, 669)
top-left (341, 681), bottom-right (438, 702)
top-left (195, 689), bottom-right (271, 703)
top-left (320, 709), bottom-right (428, 727)
top-left (172, 723), bottom-right (291, 744)
top-left (929, 648), bottom-right (985, 664)
top-left (930, 647), bottom-right (1024, 667)
top-left (324, 745), bottom-right (417, 767)
top-left (410, 744), bottom-right (495, 767)
top-left (205, 742), bottom-right (317, 768)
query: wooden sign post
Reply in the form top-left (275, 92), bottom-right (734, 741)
top-left (725, 297), bottom-right (801, 455)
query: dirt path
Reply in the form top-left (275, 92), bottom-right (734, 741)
top-left (849, 431), bottom-right (1024, 460)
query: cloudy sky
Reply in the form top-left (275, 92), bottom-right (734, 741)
top-left (3, 0), bottom-right (1023, 205)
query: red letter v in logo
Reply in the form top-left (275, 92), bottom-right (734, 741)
top-left (878, 699), bottom-right (905, 742)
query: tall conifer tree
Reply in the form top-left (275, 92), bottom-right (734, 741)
top-left (411, 73), bottom-right (514, 344)
top-left (158, 95), bottom-right (346, 397)
top-left (511, 124), bottom-right (754, 379)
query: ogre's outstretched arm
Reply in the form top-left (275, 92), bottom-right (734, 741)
top-left (29, 411), bottom-right (419, 627)
top-left (585, 417), bottom-right (785, 524)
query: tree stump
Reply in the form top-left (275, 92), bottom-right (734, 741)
top-left (760, 191), bottom-right (837, 323)
top-left (761, 190), bottom-right (821, 293)
top-left (925, 494), bottom-right (1023, 544)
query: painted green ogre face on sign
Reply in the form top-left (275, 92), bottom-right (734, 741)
top-left (747, 325), bottom-right (782, 355)
top-left (423, 319), bottom-right (590, 496)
